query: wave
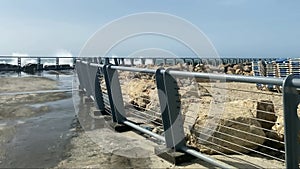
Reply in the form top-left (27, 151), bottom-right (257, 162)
top-left (0, 50), bottom-right (74, 66)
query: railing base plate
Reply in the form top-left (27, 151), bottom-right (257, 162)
top-left (110, 122), bottom-right (132, 132)
top-left (83, 96), bottom-right (93, 104)
top-left (154, 145), bottom-right (195, 165)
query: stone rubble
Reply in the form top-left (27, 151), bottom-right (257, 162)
top-left (99, 62), bottom-right (297, 155)
top-left (116, 62), bottom-right (287, 155)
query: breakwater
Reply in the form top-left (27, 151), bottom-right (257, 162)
top-left (0, 56), bottom-right (76, 73)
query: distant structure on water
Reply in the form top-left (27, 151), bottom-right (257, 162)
top-left (0, 56), bottom-right (76, 74)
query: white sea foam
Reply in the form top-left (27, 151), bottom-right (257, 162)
top-left (55, 49), bottom-right (73, 65)
top-left (0, 50), bottom-right (74, 66)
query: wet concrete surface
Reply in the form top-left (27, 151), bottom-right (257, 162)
top-left (0, 97), bottom-right (75, 168)
top-left (0, 72), bottom-right (76, 168)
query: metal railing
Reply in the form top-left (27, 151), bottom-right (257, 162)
top-left (0, 56), bottom-right (77, 71)
top-left (78, 56), bottom-right (276, 66)
top-left (75, 58), bottom-right (299, 169)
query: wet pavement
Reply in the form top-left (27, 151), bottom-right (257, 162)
top-left (0, 97), bottom-right (75, 168)
top-left (0, 71), bottom-right (76, 168)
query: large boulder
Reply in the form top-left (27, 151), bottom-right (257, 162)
top-left (233, 64), bottom-right (243, 71)
top-left (222, 63), bottom-right (252, 76)
top-left (256, 100), bottom-right (277, 130)
top-left (272, 109), bottom-right (300, 143)
top-left (145, 89), bottom-right (160, 118)
top-left (235, 68), bottom-right (242, 75)
top-left (186, 99), bottom-right (278, 154)
top-left (120, 74), bottom-right (282, 155)
top-left (193, 64), bottom-right (206, 72)
top-left (226, 67), bottom-right (235, 74)
top-left (272, 115), bottom-right (284, 141)
top-left (122, 79), bottom-right (155, 110)
top-left (243, 65), bottom-right (252, 73)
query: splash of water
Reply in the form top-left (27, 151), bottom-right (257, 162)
top-left (55, 49), bottom-right (73, 65)
top-left (0, 50), bottom-right (74, 66)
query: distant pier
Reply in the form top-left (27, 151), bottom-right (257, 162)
top-left (0, 56), bottom-right (278, 73)
top-left (81, 57), bottom-right (277, 66)
top-left (0, 56), bottom-right (77, 73)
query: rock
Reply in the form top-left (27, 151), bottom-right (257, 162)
top-left (193, 64), bottom-right (205, 72)
top-left (180, 84), bottom-right (211, 98)
top-left (23, 63), bottom-right (40, 74)
top-left (183, 103), bottom-right (201, 135)
top-left (272, 116), bottom-right (284, 141)
top-left (272, 110), bottom-right (300, 143)
top-left (203, 65), bottom-right (212, 73)
top-left (186, 99), bottom-right (288, 154)
top-left (264, 131), bottom-right (284, 150)
top-left (189, 100), bottom-right (266, 154)
top-left (226, 67), bottom-right (234, 74)
top-left (152, 126), bottom-right (163, 134)
top-left (218, 65), bottom-right (225, 72)
top-left (195, 78), bottom-right (210, 83)
top-left (187, 64), bottom-right (194, 72)
top-left (133, 72), bottom-right (154, 80)
top-left (193, 64), bottom-right (213, 73)
top-left (0, 63), bottom-right (21, 71)
top-left (223, 64), bottom-right (232, 72)
top-left (119, 68), bottom-right (283, 155)
top-left (122, 75), bottom-right (276, 154)
top-left (221, 63), bottom-right (253, 76)
top-left (243, 65), bottom-right (252, 72)
top-left (256, 100), bottom-right (277, 130)
top-left (122, 78), bottom-right (157, 111)
top-left (233, 64), bottom-right (243, 71)
top-left (145, 89), bottom-right (161, 117)
top-left (235, 68), bottom-right (242, 74)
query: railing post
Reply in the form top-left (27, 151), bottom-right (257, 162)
top-left (83, 62), bottom-right (90, 93)
top-left (86, 63), bottom-right (100, 99)
top-left (73, 57), bottom-right (76, 68)
top-left (155, 68), bottom-right (186, 151)
top-left (76, 61), bottom-right (84, 90)
top-left (130, 58), bottom-right (134, 66)
top-left (114, 58), bottom-right (119, 65)
top-left (56, 57), bottom-right (59, 69)
top-left (82, 62), bottom-right (93, 97)
top-left (93, 57), bottom-right (98, 63)
top-left (17, 57), bottom-right (21, 71)
top-left (103, 64), bottom-right (126, 123)
top-left (94, 67), bottom-right (106, 113)
top-left (191, 59), bottom-right (195, 66)
top-left (37, 57), bottom-right (41, 70)
top-left (104, 58), bottom-right (110, 64)
top-left (121, 58), bottom-right (125, 65)
top-left (141, 58), bottom-right (146, 65)
top-left (282, 75), bottom-right (300, 169)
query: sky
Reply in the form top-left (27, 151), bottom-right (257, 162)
top-left (0, 0), bottom-right (299, 58)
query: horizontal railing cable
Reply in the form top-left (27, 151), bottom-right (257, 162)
top-left (75, 60), bottom-right (299, 169)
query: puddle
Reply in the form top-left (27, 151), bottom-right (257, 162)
top-left (0, 89), bottom-right (73, 96)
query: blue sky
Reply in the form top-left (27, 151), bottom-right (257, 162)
top-left (0, 0), bottom-right (299, 57)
